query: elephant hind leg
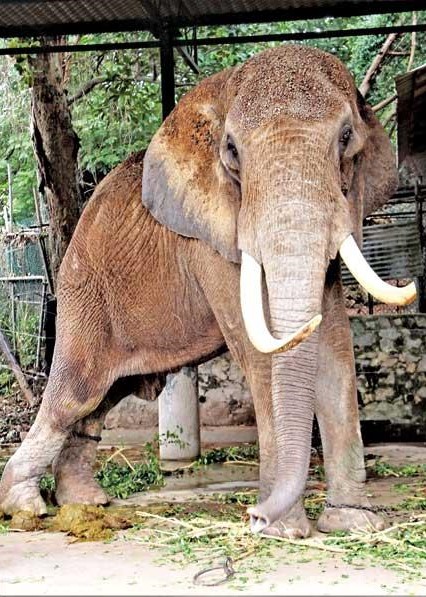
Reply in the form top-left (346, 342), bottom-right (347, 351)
top-left (53, 374), bottom-right (166, 507)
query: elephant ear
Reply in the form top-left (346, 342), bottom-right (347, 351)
top-left (142, 68), bottom-right (241, 263)
top-left (356, 90), bottom-right (399, 219)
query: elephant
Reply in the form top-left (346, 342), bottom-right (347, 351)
top-left (0, 44), bottom-right (416, 537)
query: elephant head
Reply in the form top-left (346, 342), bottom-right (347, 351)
top-left (142, 45), bottom-right (416, 531)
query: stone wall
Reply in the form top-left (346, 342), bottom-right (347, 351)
top-left (104, 314), bottom-right (426, 431)
top-left (351, 314), bottom-right (426, 425)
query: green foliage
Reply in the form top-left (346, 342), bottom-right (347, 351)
top-left (70, 34), bottom-right (162, 174)
top-left (371, 460), bottom-right (426, 478)
top-left (157, 427), bottom-right (188, 451)
top-left (0, 282), bottom-right (39, 394)
top-left (0, 369), bottom-right (14, 396)
top-left (398, 497), bottom-right (426, 510)
top-left (0, 12), bottom-right (426, 226)
top-left (96, 459), bottom-right (164, 499)
top-left (0, 57), bottom-right (37, 225)
top-left (39, 473), bottom-right (55, 492)
top-left (95, 431), bottom-right (191, 499)
top-left (325, 516), bottom-right (426, 581)
top-left (214, 490), bottom-right (257, 505)
top-left (14, 303), bottom-right (38, 368)
top-left (196, 444), bottom-right (259, 466)
top-left (96, 442), bottom-right (164, 499)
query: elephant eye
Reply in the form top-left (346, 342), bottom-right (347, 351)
top-left (222, 134), bottom-right (240, 183)
top-left (227, 139), bottom-right (238, 159)
top-left (339, 125), bottom-right (352, 151)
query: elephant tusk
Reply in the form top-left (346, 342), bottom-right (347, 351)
top-left (240, 252), bottom-right (322, 354)
top-left (339, 235), bottom-right (417, 306)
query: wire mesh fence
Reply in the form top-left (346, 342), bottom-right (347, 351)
top-left (0, 231), bottom-right (52, 397)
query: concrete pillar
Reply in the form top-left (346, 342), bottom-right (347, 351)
top-left (158, 366), bottom-right (200, 461)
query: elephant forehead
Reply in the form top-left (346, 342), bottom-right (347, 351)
top-left (228, 45), bottom-right (354, 131)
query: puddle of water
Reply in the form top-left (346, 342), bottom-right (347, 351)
top-left (161, 462), bottom-right (259, 491)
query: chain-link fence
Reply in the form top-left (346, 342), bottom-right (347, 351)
top-left (0, 231), bottom-right (52, 395)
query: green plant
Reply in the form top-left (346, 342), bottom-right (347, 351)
top-left (96, 442), bottom-right (164, 499)
top-left (15, 303), bottom-right (39, 368)
top-left (310, 464), bottom-right (326, 481)
top-left (397, 497), bottom-right (426, 511)
top-left (196, 444), bottom-right (259, 466)
top-left (371, 461), bottom-right (426, 478)
top-left (0, 367), bottom-right (14, 395)
top-left (325, 515), bottom-right (426, 580)
top-left (155, 427), bottom-right (188, 451)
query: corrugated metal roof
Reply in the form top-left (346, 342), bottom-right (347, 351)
top-left (396, 63), bottom-right (426, 175)
top-left (0, 0), bottom-right (424, 37)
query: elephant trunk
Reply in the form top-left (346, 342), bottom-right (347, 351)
top-left (244, 172), bottom-right (330, 533)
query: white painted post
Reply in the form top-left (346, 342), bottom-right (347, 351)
top-left (158, 366), bottom-right (200, 461)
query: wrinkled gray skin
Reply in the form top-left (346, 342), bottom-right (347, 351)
top-left (0, 45), bottom-right (397, 537)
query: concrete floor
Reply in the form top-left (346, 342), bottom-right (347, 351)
top-left (2, 529), bottom-right (425, 596)
top-left (0, 440), bottom-right (425, 596)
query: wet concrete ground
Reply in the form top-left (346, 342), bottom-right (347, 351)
top-left (0, 440), bottom-right (425, 596)
top-left (2, 528), bottom-right (424, 596)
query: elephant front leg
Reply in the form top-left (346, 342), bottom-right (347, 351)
top-left (315, 277), bottom-right (385, 533)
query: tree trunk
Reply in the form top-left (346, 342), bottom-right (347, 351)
top-left (359, 33), bottom-right (401, 98)
top-left (29, 38), bottom-right (82, 289)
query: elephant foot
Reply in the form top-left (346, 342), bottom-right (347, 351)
top-left (53, 433), bottom-right (109, 506)
top-left (262, 501), bottom-right (311, 539)
top-left (259, 500), bottom-right (311, 539)
top-left (317, 505), bottom-right (386, 533)
top-left (0, 464), bottom-right (47, 516)
top-left (55, 476), bottom-right (109, 506)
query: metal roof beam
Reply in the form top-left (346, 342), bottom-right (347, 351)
top-left (0, 22), bottom-right (425, 57)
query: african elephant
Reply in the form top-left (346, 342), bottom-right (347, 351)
top-left (0, 44), bottom-right (416, 537)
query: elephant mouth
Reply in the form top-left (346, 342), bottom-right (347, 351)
top-left (240, 233), bottom-right (417, 354)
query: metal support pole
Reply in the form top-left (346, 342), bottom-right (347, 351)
top-left (160, 28), bottom-right (175, 120)
top-left (415, 179), bottom-right (425, 312)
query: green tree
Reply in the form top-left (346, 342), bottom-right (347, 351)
top-left (0, 12), bottom-right (425, 225)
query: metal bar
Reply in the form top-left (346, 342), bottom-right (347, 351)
top-left (0, 276), bottom-right (45, 282)
top-left (0, 22), bottom-right (425, 56)
top-left (189, 23), bottom-right (426, 48)
top-left (160, 28), bottom-right (175, 120)
top-left (38, 235), bottom-right (54, 295)
top-left (415, 179), bottom-right (426, 312)
top-left (7, 163), bottom-right (13, 232)
top-left (9, 283), bottom-right (16, 353)
top-left (36, 281), bottom-right (47, 370)
top-left (0, 39), bottom-right (161, 56)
